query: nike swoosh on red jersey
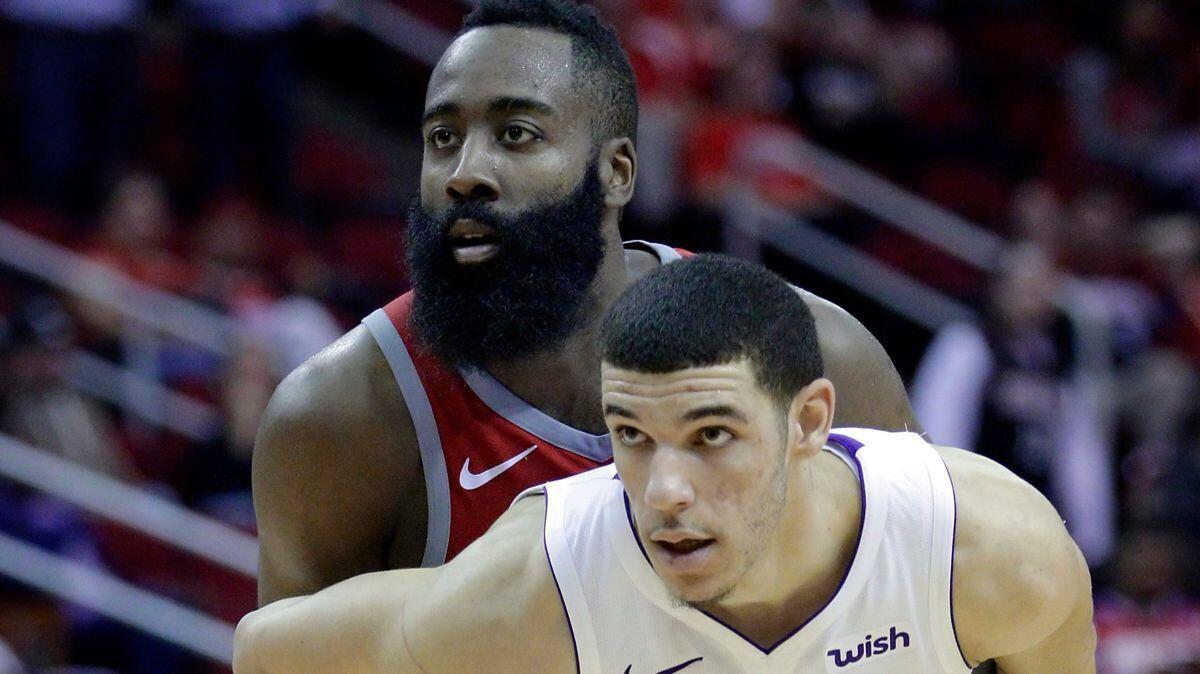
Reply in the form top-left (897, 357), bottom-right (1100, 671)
top-left (458, 444), bottom-right (539, 490)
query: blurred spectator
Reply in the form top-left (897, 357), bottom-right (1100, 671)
top-left (192, 198), bottom-right (341, 377)
top-left (85, 173), bottom-right (191, 294)
top-left (1117, 216), bottom-right (1200, 520)
top-left (181, 0), bottom-right (329, 214)
top-left (74, 173), bottom-right (194, 352)
top-left (1095, 529), bottom-right (1200, 673)
top-left (1, 0), bottom-right (143, 215)
top-left (0, 296), bottom-right (131, 478)
top-left (1007, 180), bottom-right (1066, 255)
top-left (1065, 0), bottom-right (1200, 209)
top-left (1140, 215), bottom-right (1200, 364)
top-left (911, 243), bottom-right (1115, 564)
top-left (175, 340), bottom-right (269, 526)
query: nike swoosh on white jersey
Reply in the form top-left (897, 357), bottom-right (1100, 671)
top-left (458, 444), bottom-right (538, 490)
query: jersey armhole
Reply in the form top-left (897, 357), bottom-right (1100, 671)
top-left (542, 483), bottom-right (603, 674)
top-left (363, 308), bottom-right (451, 567)
top-left (927, 450), bottom-right (974, 672)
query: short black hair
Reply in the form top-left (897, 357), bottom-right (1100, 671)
top-left (599, 255), bottom-right (823, 408)
top-left (461, 0), bottom-right (638, 146)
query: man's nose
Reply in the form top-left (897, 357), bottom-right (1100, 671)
top-left (643, 446), bottom-right (696, 516)
top-left (445, 135), bottom-right (500, 203)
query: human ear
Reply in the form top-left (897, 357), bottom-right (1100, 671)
top-left (786, 378), bottom-right (835, 459)
top-left (598, 137), bottom-right (636, 209)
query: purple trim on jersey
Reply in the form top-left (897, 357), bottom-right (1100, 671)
top-left (621, 447), bottom-right (871, 656)
top-left (543, 503), bottom-right (582, 674)
top-left (937, 453), bottom-right (972, 670)
top-left (827, 433), bottom-right (864, 457)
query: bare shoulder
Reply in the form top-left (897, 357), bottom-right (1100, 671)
top-left (406, 495), bottom-right (575, 673)
top-left (939, 447), bottom-right (1091, 665)
top-left (253, 325), bottom-right (425, 604)
top-left (794, 289), bottom-right (920, 432)
top-left (258, 324), bottom-right (404, 442)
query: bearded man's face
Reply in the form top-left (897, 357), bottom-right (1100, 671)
top-left (405, 158), bottom-right (606, 366)
top-left (410, 24), bottom-right (617, 367)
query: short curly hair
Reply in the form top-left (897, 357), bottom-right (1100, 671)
top-left (461, 0), bottom-right (638, 146)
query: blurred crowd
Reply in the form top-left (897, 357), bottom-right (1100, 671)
top-left (0, 0), bottom-right (1198, 672)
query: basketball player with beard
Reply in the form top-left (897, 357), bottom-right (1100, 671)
top-left (253, 0), bottom-right (926, 631)
top-left (235, 256), bottom-right (1095, 674)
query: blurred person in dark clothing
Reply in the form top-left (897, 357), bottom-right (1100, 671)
top-left (911, 242), bottom-right (1115, 565)
top-left (181, 0), bottom-right (328, 214)
top-left (1, 0), bottom-right (143, 215)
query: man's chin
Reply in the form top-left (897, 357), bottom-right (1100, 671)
top-left (668, 582), bottom-right (736, 613)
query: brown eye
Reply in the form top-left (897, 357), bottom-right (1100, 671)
top-left (500, 125), bottom-right (536, 145)
top-left (429, 128), bottom-right (457, 149)
top-left (698, 427), bottom-right (733, 447)
top-left (617, 427), bottom-right (646, 446)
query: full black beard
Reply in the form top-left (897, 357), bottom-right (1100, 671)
top-left (404, 161), bottom-right (607, 368)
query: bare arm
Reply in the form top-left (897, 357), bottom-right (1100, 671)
top-left (253, 326), bottom-right (427, 606)
top-left (800, 291), bottom-right (922, 433)
top-left (234, 496), bottom-right (572, 674)
top-left (946, 448), bottom-right (1096, 673)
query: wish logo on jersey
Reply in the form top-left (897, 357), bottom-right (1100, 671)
top-left (825, 623), bottom-right (913, 669)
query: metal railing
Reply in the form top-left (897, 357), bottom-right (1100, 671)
top-left (68, 350), bottom-right (221, 441)
top-left (0, 434), bottom-right (254, 665)
top-left (725, 191), bottom-right (976, 330)
top-left (0, 434), bottom-right (258, 577)
top-left (0, 532), bottom-right (236, 665)
top-left (739, 132), bottom-right (1006, 272)
top-left (0, 220), bottom-right (256, 665)
top-left (0, 221), bottom-right (238, 355)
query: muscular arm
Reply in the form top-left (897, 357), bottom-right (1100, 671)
top-left (234, 496), bottom-right (572, 674)
top-left (946, 448), bottom-right (1096, 673)
top-left (799, 291), bottom-right (921, 433)
top-left (253, 326), bottom-right (427, 606)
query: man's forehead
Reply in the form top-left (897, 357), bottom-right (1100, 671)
top-left (601, 362), bottom-right (761, 399)
top-left (427, 26), bottom-right (576, 108)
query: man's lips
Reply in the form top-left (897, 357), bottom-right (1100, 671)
top-left (650, 530), bottom-right (716, 555)
top-left (448, 218), bottom-right (495, 239)
top-left (447, 218), bottom-right (500, 264)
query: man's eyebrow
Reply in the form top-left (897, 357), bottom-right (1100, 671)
top-left (421, 102), bottom-right (459, 126)
top-left (603, 404), bottom-right (639, 420)
top-left (489, 96), bottom-right (556, 117)
top-left (680, 405), bottom-right (749, 424)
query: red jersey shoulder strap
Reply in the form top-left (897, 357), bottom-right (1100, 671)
top-left (361, 292), bottom-right (453, 566)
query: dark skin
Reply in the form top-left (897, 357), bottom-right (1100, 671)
top-left (254, 24), bottom-right (922, 616)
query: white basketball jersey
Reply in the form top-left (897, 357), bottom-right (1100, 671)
top-left (533, 428), bottom-right (974, 674)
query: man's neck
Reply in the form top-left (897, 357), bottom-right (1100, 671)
top-left (706, 450), bottom-right (863, 647)
top-left (483, 239), bottom-right (660, 433)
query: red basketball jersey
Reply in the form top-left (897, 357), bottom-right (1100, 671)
top-left (362, 241), bottom-right (687, 565)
